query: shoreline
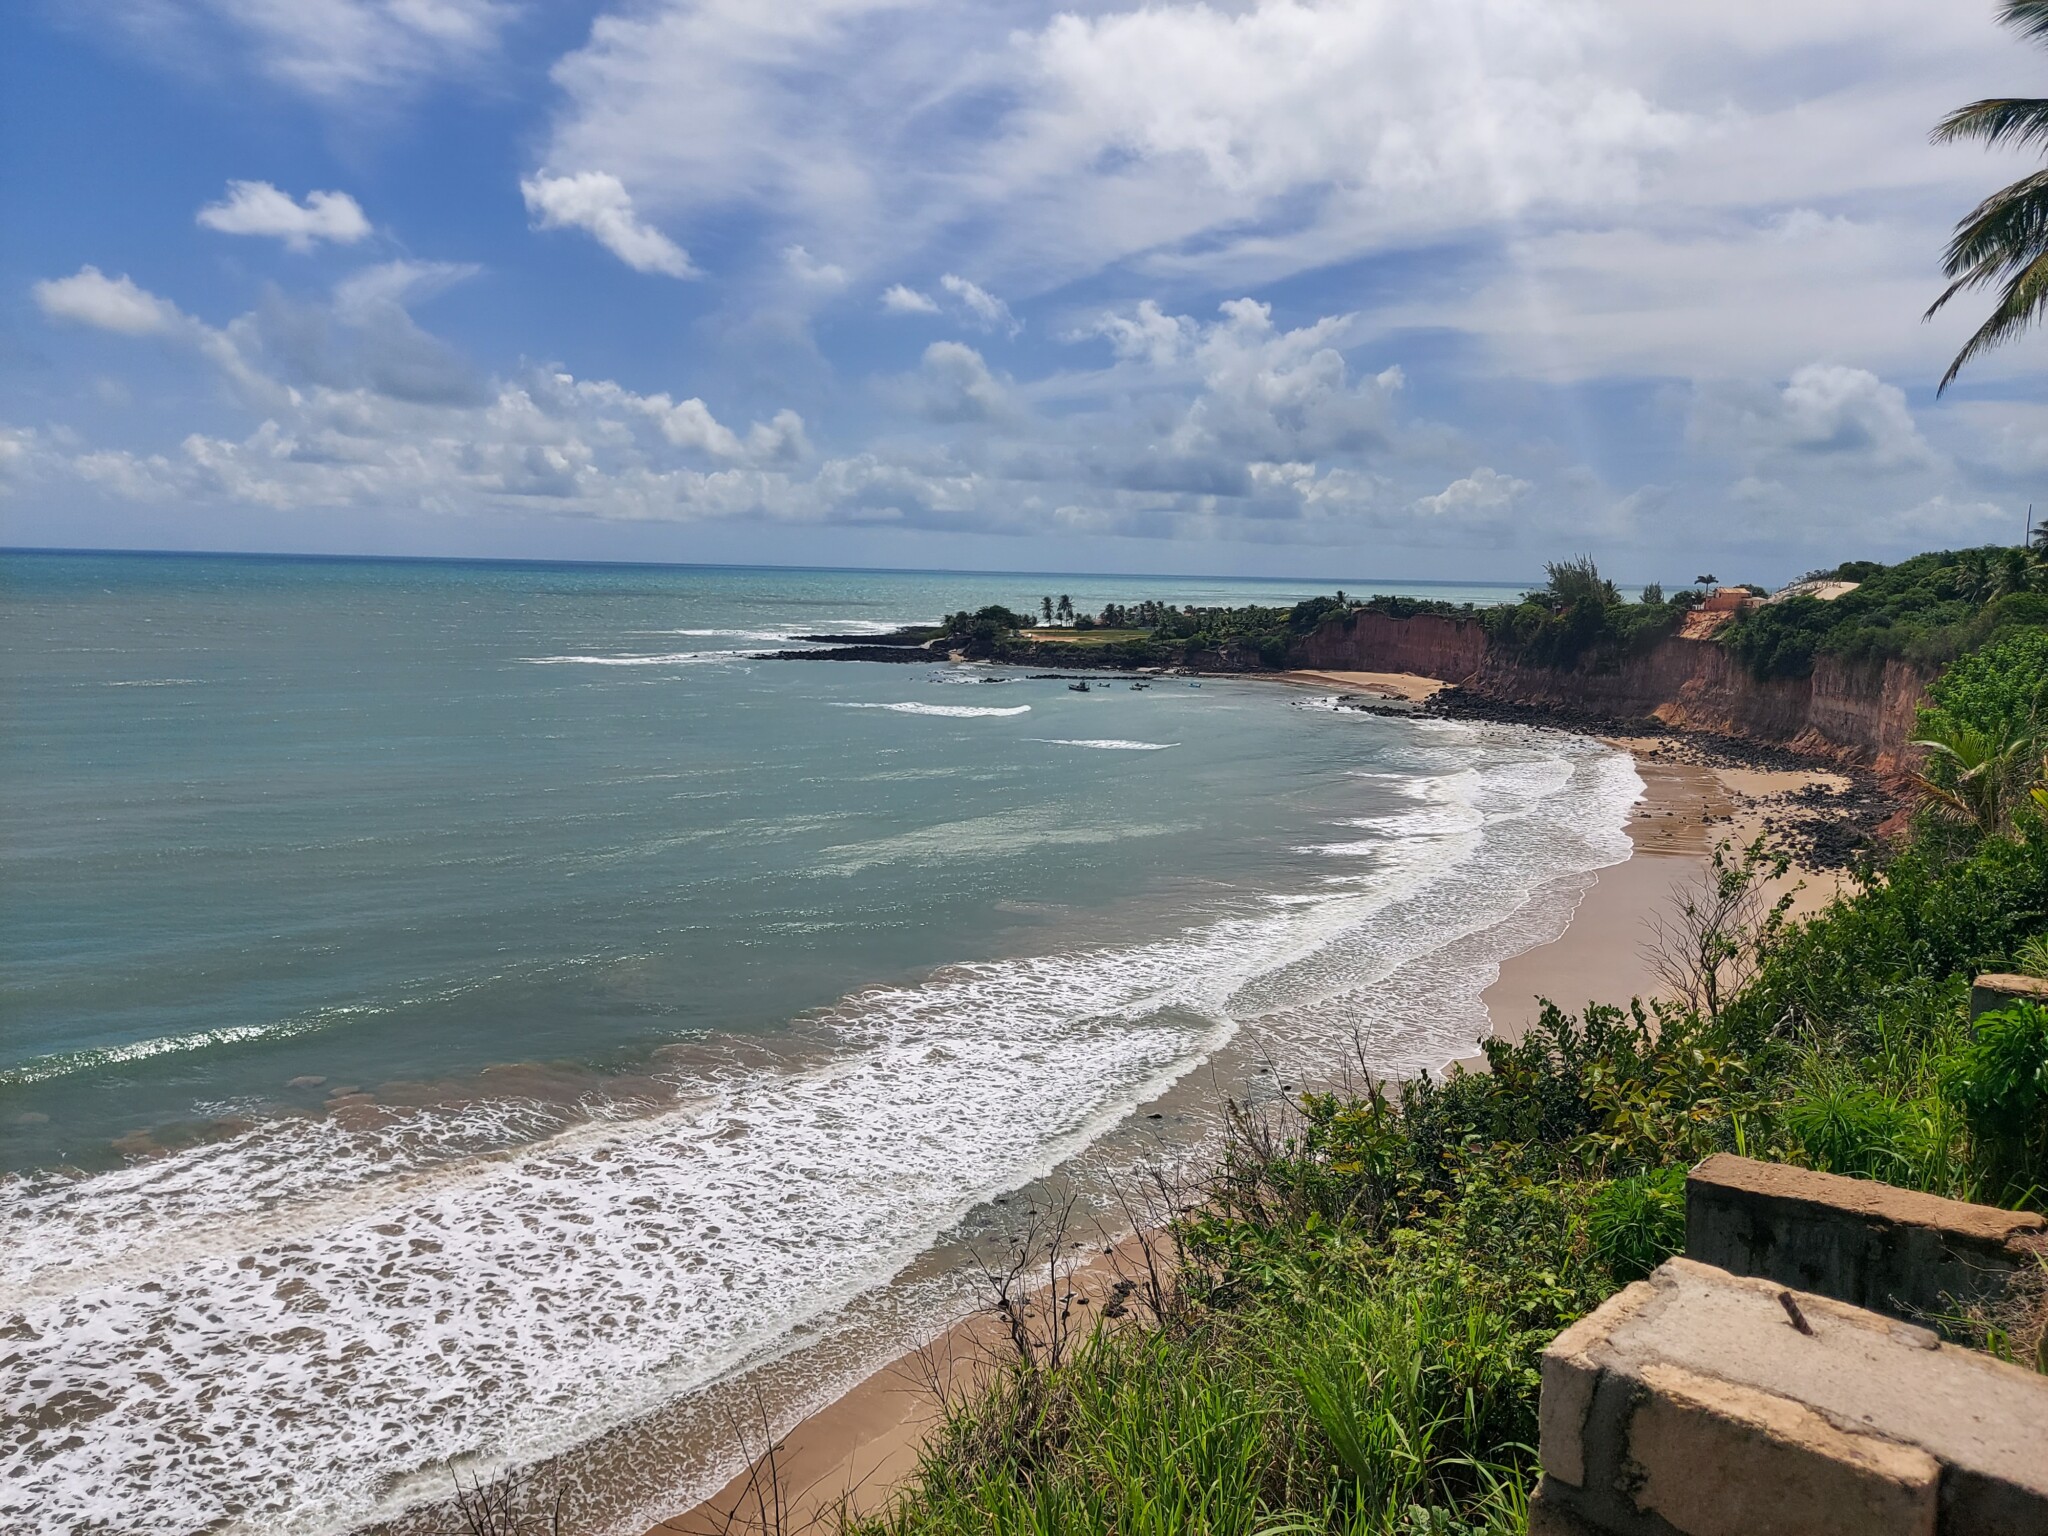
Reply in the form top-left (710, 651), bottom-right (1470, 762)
top-left (643, 717), bottom-right (1864, 1536)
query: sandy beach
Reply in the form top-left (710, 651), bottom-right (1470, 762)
top-left (1269, 668), bottom-right (1446, 701)
top-left (644, 722), bottom-right (1862, 1536)
top-left (646, 1233), bottom-right (1174, 1536)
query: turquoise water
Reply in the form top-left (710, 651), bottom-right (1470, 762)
top-left (1, 552), bottom-right (1634, 1535)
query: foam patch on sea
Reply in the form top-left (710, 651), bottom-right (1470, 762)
top-left (1028, 738), bottom-right (1178, 751)
top-left (832, 701), bottom-right (1031, 718)
top-left (0, 724), bottom-right (1641, 1536)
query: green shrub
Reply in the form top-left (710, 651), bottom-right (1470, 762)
top-left (1949, 1002), bottom-right (2048, 1203)
top-left (1587, 1167), bottom-right (1687, 1282)
top-left (1783, 1075), bottom-right (1920, 1181)
top-left (1920, 626), bottom-right (2048, 742)
top-left (1721, 546), bottom-right (2047, 679)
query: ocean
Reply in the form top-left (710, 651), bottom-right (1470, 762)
top-left (1, 552), bottom-right (1641, 1535)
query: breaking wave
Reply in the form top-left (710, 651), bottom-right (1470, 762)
top-left (832, 702), bottom-right (1031, 718)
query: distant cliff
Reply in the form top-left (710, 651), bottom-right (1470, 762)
top-left (1297, 609), bottom-right (1934, 773)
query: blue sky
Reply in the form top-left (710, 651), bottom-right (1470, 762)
top-left (4, 0), bottom-right (2046, 583)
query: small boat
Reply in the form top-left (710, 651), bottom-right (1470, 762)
top-left (1068, 680), bottom-right (1091, 692)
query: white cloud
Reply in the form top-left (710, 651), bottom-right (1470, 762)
top-left (1690, 363), bottom-right (1935, 472)
top-left (1083, 299), bottom-right (1195, 369)
top-left (600, 384), bottom-right (811, 465)
top-left (1881, 493), bottom-right (2013, 541)
top-left (939, 274), bottom-right (1018, 336)
top-left (331, 259), bottom-right (481, 321)
top-left (32, 267), bottom-right (185, 335)
top-left (783, 245), bottom-right (848, 289)
top-left (106, 0), bottom-right (518, 103)
top-left (1413, 467), bottom-right (1531, 520)
top-left (0, 425), bottom-right (38, 491)
top-left (538, 0), bottom-right (1703, 298)
top-left (1170, 299), bottom-right (1404, 463)
top-left (917, 341), bottom-right (1009, 423)
top-left (196, 181), bottom-right (371, 250)
top-left (520, 171), bottom-right (697, 278)
top-left (880, 284), bottom-right (939, 315)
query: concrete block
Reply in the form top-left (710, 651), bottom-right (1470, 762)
top-left (1535, 1258), bottom-right (2048, 1536)
top-left (1971, 972), bottom-right (2048, 1021)
top-left (1540, 1280), bottom-right (1655, 1487)
top-left (1685, 1153), bottom-right (2046, 1322)
top-left (1626, 1361), bottom-right (1938, 1536)
top-left (1528, 1482), bottom-right (1617, 1536)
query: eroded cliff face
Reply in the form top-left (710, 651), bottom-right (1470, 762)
top-left (1298, 610), bottom-right (1933, 772)
top-left (1296, 610), bottom-right (1492, 682)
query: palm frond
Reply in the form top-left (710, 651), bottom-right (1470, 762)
top-left (2003, 0), bottom-right (2048, 45)
top-left (1933, 97), bottom-right (2048, 151)
top-left (1933, 168), bottom-right (2048, 283)
top-left (1939, 253), bottom-right (2048, 392)
top-left (1926, 4), bottom-right (2048, 386)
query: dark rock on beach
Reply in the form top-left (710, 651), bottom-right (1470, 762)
top-left (762, 644), bottom-right (937, 663)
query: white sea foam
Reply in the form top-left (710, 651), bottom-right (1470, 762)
top-left (0, 725), bottom-right (1643, 1536)
top-left (102, 678), bottom-right (201, 687)
top-left (520, 651), bottom-right (754, 666)
top-left (656, 629), bottom-right (795, 641)
top-left (832, 702), bottom-right (1031, 718)
top-left (0, 1009), bottom-right (366, 1087)
top-left (1028, 739), bottom-right (1178, 751)
top-left (816, 811), bottom-right (1190, 876)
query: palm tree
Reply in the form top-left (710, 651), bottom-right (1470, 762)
top-left (1928, 1), bottom-right (2048, 391)
top-left (1056, 594), bottom-right (1073, 624)
top-left (1910, 718), bottom-right (2035, 833)
top-left (1041, 595), bottom-right (1054, 625)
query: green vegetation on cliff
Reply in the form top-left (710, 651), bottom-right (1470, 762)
top-left (964, 594), bottom-right (1356, 669)
top-left (942, 543), bottom-right (2044, 684)
top-left (851, 631), bottom-right (2048, 1536)
top-left (1721, 546), bottom-right (2048, 679)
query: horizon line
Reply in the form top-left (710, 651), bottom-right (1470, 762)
top-left (0, 544), bottom-right (1539, 590)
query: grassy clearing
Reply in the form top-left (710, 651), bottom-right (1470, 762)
top-left (1020, 629), bottom-right (1156, 648)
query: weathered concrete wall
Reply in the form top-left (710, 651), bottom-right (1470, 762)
top-left (1295, 611), bottom-right (1938, 770)
top-left (1971, 973), bottom-right (2048, 1020)
top-left (1684, 1154), bottom-right (2048, 1324)
top-left (1532, 1257), bottom-right (2048, 1536)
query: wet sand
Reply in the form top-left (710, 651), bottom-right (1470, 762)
top-left (1268, 668), bottom-right (1446, 701)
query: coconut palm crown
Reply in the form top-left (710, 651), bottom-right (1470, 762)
top-left (1929, 0), bottom-right (2048, 391)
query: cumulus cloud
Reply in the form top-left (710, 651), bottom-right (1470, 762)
top-left (33, 267), bottom-right (185, 335)
top-left (1690, 363), bottom-right (1935, 472)
top-left (880, 284), bottom-right (940, 315)
top-left (783, 245), bottom-right (847, 289)
top-left (917, 341), bottom-right (1010, 423)
top-left (601, 384), bottom-right (811, 465)
top-left (1413, 468), bottom-right (1531, 523)
top-left (520, 171), bottom-right (696, 278)
top-left (1170, 300), bottom-right (1404, 463)
top-left (196, 181), bottom-right (371, 250)
top-left (938, 274), bottom-right (1018, 336)
top-left (1083, 300), bottom-right (1195, 369)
